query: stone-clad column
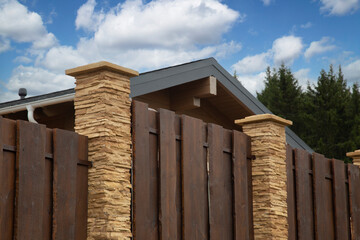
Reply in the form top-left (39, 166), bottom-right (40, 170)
top-left (235, 114), bottom-right (292, 240)
top-left (66, 62), bottom-right (138, 240)
top-left (347, 150), bottom-right (360, 166)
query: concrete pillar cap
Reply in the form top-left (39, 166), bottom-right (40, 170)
top-left (65, 61), bottom-right (139, 77)
top-left (235, 113), bottom-right (292, 127)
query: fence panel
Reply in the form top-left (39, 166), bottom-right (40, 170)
top-left (158, 108), bottom-right (178, 240)
top-left (208, 123), bottom-right (233, 240)
top-left (288, 145), bottom-right (360, 240)
top-left (132, 101), bottom-right (254, 240)
top-left (295, 148), bottom-right (314, 240)
top-left (332, 159), bottom-right (350, 240)
top-left (348, 164), bottom-right (360, 238)
top-left (0, 117), bottom-right (89, 240)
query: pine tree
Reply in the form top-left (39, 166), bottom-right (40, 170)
top-left (304, 65), bottom-right (351, 160)
top-left (257, 65), bottom-right (303, 133)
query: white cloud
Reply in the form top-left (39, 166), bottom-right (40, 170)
top-left (39, 46), bottom-right (88, 73)
top-left (232, 52), bottom-right (270, 74)
top-left (75, 0), bottom-right (104, 32)
top-left (320, 0), bottom-right (359, 15)
top-left (6, 65), bottom-right (75, 96)
top-left (304, 37), bottom-right (336, 60)
top-left (261, 0), bottom-right (272, 6)
top-left (272, 35), bottom-right (303, 65)
top-left (294, 68), bottom-right (314, 89)
top-left (300, 22), bottom-right (312, 29)
top-left (237, 72), bottom-right (266, 95)
top-left (14, 56), bottom-right (32, 64)
top-left (1, 0), bottom-right (243, 102)
top-left (343, 59), bottom-right (360, 82)
top-left (40, 0), bottom-right (242, 70)
top-left (82, 0), bottom-right (239, 49)
top-left (0, 37), bottom-right (10, 53)
top-left (0, 0), bottom-right (57, 49)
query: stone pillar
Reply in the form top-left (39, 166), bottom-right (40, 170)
top-left (66, 62), bottom-right (139, 240)
top-left (347, 150), bottom-right (360, 166)
top-left (235, 114), bottom-right (292, 240)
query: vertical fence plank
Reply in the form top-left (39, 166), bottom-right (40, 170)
top-left (348, 164), bottom-right (360, 239)
top-left (295, 148), bottom-right (314, 240)
top-left (159, 108), bottom-right (178, 239)
top-left (182, 115), bottom-right (208, 240)
top-left (0, 116), bottom-right (16, 240)
top-left (53, 129), bottom-right (78, 240)
top-left (15, 120), bottom-right (46, 240)
top-left (208, 124), bottom-right (233, 240)
top-left (42, 129), bottom-right (53, 240)
top-left (132, 101), bottom-right (158, 240)
top-left (286, 145), bottom-right (297, 240)
top-left (0, 117), bottom-right (16, 240)
top-left (75, 135), bottom-right (88, 240)
top-left (233, 130), bottom-right (253, 240)
top-left (312, 153), bottom-right (328, 240)
top-left (332, 159), bottom-right (350, 240)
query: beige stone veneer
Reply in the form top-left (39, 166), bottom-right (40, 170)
top-left (236, 114), bottom-right (292, 240)
top-left (66, 62), bottom-right (138, 240)
top-left (347, 149), bottom-right (360, 166)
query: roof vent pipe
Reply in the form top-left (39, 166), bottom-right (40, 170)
top-left (18, 88), bottom-right (27, 99)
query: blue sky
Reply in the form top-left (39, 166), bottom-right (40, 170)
top-left (0, 0), bottom-right (359, 101)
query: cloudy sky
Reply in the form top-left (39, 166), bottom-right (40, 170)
top-left (0, 0), bottom-right (359, 102)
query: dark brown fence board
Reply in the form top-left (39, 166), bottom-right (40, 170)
top-left (53, 129), bottom-right (78, 239)
top-left (348, 164), bottom-right (360, 239)
top-left (43, 158), bottom-right (52, 240)
top-left (286, 145), bottom-right (297, 240)
top-left (312, 153), bottom-right (328, 240)
top-left (132, 101), bottom-right (158, 240)
top-left (0, 117), bottom-right (15, 240)
top-left (75, 136), bottom-right (89, 240)
top-left (295, 148), bottom-right (314, 240)
top-left (233, 130), bottom-right (253, 240)
top-left (208, 123), bottom-right (233, 240)
top-left (15, 120), bottom-right (46, 240)
top-left (159, 109), bottom-right (178, 240)
top-left (332, 159), bottom-right (350, 240)
top-left (181, 115), bottom-right (208, 240)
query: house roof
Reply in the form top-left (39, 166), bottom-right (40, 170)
top-left (0, 57), bottom-right (313, 152)
top-left (131, 57), bottom-right (313, 153)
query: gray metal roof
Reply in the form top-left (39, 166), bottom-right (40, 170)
top-left (131, 57), bottom-right (313, 152)
top-left (0, 58), bottom-right (313, 152)
top-left (0, 88), bottom-right (75, 109)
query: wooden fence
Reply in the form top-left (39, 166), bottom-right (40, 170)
top-left (0, 117), bottom-right (90, 240)
top-left (132, 101), bottom-right (254, 240)
top-left (287, 145), bottom-right (360, 240)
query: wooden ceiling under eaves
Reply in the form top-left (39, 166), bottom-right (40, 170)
top-left (133, 76), bottom-right (254, 131)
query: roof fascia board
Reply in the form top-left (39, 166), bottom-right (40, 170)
top-left (0, 92), bottom-right (75, 115)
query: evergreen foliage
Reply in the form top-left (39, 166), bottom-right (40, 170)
top-left (257, 64), bottom-right (359, 162)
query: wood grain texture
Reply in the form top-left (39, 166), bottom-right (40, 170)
top-left (0, 117), bottom-right (16, 240)
top-left (181, 115), bottom-right (208, 240)
top-left (295, 148), bottom-right (314, 240)
top-left (286, 145), bottom-right (297, 240)
top-left (132, 101), bottom-right (158, 240)
top-left (15, 120), bottom-right (46, 240)
top-left (312, 153), bottom-right (327, 240)
top-left (208, 123), bottom-right (233, 240)
top-left (159, 108), bottom-right (178, 240)
top-left (332, 159), bottom-right (350, 240)
top-left (53, 129), bottom-right (78, 240)
top-left (75, 136), bottom-right (89, 240)
top-left (348, 164), bottom-right (360, 240)
top-left (233, 130), bottom-right (253, 240)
